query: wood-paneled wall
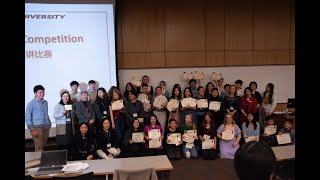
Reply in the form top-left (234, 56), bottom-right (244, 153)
top-left (117, 0), bottom-right (295, 69)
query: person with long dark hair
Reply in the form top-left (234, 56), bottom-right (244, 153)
top-left (94, 87), bottom-right (113, 134)
top-left (71, 122), bottom-right (94, 160)
top-left (249, 81), bottom-right (262, 123)
top-left (198, 112), bottom-right (217, 160)
top-left (241, 112), bottom-right (260, 143)
top-left (122, 119), bottom-right (146, 157)
top-left (261, 83), bottom-right (277, 125)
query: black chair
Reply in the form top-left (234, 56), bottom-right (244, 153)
top-left (53, 172), bottom-right (95, 180)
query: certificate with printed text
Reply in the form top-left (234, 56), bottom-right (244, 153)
top-left (111, 100), bottom-right (124, 110)
top-left (167, 133), bottom-right (181, 145)
top-left (264, 125), bottom-right (277, 136)
top-left (276, 134), bottom-right (292, 145)
top-left (222, 130), bottom-right (234, 140)
top-left (197, 99), bottom-right (208, 108)
top-left (132, 132), bottom-right (144, 143)
top-left (209, 101), bottom-right (221, 111)
top-left (149, 138), bottom-right (162, 148)
top-left (167, 99), bottom-right (179, 112)
top-left (148, 129), bottom-right (161, 139)
top-left (245, 136), bottom-right (258, 143)
top-left (202, 139), bottom-right (215, 149)
top-left (181, 98), bottom-right (197, 108)
top-left (183, 130), bottom-right (197, 143)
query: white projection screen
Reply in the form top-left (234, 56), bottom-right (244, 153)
top-left (25, 1), bottom-right (118, 138)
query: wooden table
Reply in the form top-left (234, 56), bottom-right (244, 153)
top-left (271, 145), bottom-right (295, 161)
top-left (25, 152), bottom-right (173, 179)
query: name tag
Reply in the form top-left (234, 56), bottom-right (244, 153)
top-left (107, 143), bottom-right (111, 148)
top-left (133, 113), bottom-right (138, 117)
top-left (66, 118), bottom-right (71, 122)
top-left (230, 107), bottom-right (234, 111)
top-left (103, 111), bottom-right (108, 115)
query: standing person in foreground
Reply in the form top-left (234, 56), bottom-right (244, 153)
top-left (25, 85), bottom-right (51, 152)
top-left (234, 141), bottom-right (277, 180)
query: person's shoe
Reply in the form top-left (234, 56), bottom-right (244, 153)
top-left (185, 151), bottom-right (191, 159)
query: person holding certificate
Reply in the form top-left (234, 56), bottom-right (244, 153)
top-left (144, 114), bottom-right (165, 156)
top-left (240, 87), bottom-right (258, 125)
top-left (96, 118), bottom-right (121, 159)
top-left (217, 113), bottom-right (241, 159)
top-left (122, 119), bottom-right (146, 157)
top-left (224, 85), bottom-right (241, 127)
top-left (241, 112), bottom-right (260, 143)
top-left (181, 114), bottom-right (199, 159)
top-left (139, 83), bottom-right (153, 127)
top-left (260, 116), bottom-right (278, 147)
top-left (125, 90), bottom-right (144, 126)
top-left (163, 119), bottom-right (183, 160)
top-left (208, 88), bottom-right (225, 127)
top-left (198, 112), bottom-right (217, 160)
top-left (168, 86), bottom-right (182, 126)
top-left (180, 87), bottom-right (197, 126)
top-left (53, 91), bottom-right (73, 151)
top-left (277, 119), bottom-right (295, 145)
top-left (195, 86), bottom-right (208, 127)
top-left (111, 89), bottom-right (126, 142)
top-left (152, 86), bottom-right (168, 133)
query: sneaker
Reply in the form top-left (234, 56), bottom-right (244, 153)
top-left (185, 151), bottom-right (191, 159)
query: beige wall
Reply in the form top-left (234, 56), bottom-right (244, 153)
top-left (117, 0), bottom-right (295, 68)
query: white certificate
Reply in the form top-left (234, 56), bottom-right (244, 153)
top-left (264, 125), bottom-right (277, 136)
top-left (209, 101), bottom-right (221, 111)
top-left (153, 97), bottom-right (163, 109)
top-left (181, 98), bottom-right (197, 108)
top-left (245, 136), bottom-right (258, 143)
top-left (148, 129), bottom-right (161, 139)
top-left (185, 142), bottom-right (194, 149)
top-left (167, 99), bottom-right (179, 112)
top-left (197, 99), bottom-right (208, 108)
top-left (111, 100), bottom-right (124, 110)
top-left (222, 130), bottom-right (234, 140)
top-left (183, 130), bottom-right (197, 143)
top-left (138, 118), bottom-right (144, 123)
top-left (276, 134), bottom-right (292, 145)
top-left (143, 103), bottom-right (151, 112)
top-left (64, 104), bottom-right (72, 110)
top-left (149, 138), bottom-right (162, 148)
top-left (138, 94), bottom-right (147, 102)
top-left (203, 134), bottom-right (210, 140)
top-left (167, 133), bottom-right (181, 145)
top-left (132, 132), bottom-right (144, 143)
top-left (202, 139), bottom-right (215, 149)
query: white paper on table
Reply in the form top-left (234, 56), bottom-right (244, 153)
top-left (62, 162), bottom-right (89, 173)
top-left (181, 98), bottom-right (197, 108)
top-left (202, 139), bottom-right (215, 149)
top-left (185, 142), bottom-right (194, 149)
top-left (167, 133), bottom-right (181, 146)
top-left (111, 100), bottom-right (124, 110)
top-left (183, 130), bottom-right (196, 143)
top-left (132, 132), bottom-right (144, 143)
top-left (148, 129), bottom-right (161, 139)
top-left (276, 134), bottom-right (292, 145)
top-left (264, 125), bottom-right (277, 136)
top-left (209, 101), bottom-right (221, 111)
top-left (149, 138), bottom-right (162, 148)
top-left (245, 136), bottom-right (258, 143)
top-left (197, 99), bottom-right (208, 108)
top-left (222, 130), bottom-right (234, 140)
top-left (167, 99), bottom-right (179, 112)
top-left (64, 105), bottom-right (72, 110)
top-left (203, 134), bottom-right (210, 140)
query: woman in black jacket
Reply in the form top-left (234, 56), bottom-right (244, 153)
top-left (122, 119), bottom-right (146, 157)
top-left (71, 122), bottom-right (94, 160)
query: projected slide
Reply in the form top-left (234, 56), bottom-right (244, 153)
top-left (25, 3), bottom-right (117, 129)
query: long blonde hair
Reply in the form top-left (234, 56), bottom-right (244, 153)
top-left (185, 114), bottom-right (196, 130)
top-left (224, 113), bottom-right (236, 125)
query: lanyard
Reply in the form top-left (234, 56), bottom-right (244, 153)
top-left (104, 131), bottom-right (110, 143)
top-left (131, 102), bottom-right (136, 114)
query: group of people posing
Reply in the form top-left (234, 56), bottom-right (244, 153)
top-left (25, 75), bottom-right (294, 161)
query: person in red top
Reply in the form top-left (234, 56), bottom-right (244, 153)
top-left (240, 87), bottom-right (257, 125)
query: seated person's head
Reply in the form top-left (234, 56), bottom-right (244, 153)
top-left (284, 119), bottom-right (293, 130)
top-left (265, 116), bottom-right (275, 126)
top-left (234, 141), bottom-right (276, 180)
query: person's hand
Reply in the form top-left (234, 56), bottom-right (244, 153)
top-left (129, 140), bottom-right (134, 144)
top-left (146, 136), bottom-right (150, 140)
top-left (89, 119), bottom-right (94, 125)
top-left (62, 109), bottom-right (67, 116)
top-left (116, 148), bottom-right (120, 152)
top-left (86, 155), bottom-right (93, 160)
top-left (194, 136), bottom-right (199, 140)
top-left (166, 139), bottom-right (170, 144)
top-left (31, 129), bottom-right (39, 137)
top-left (142, 140), bottom-right (145, 143)
top-left (200, 136), bottom-right (205, 141)
top-left (278, 132), bottom-right (283, 135)
top-left (263, 133), bottom-right (267, 136)
top-left (179, 141), bottom-right (183, 144)
top-left (107, 154), bottom-right (113, 158)
top-left (186, 105), bottom-right (191, 109)
top-left (232, 142), bottom-right (238, 148)
top-left (112, 124), bottom-right (116, 129)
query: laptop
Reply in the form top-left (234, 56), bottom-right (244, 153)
top-left (287, 98), bottom-right (295, 108)
top-left (34, 150), bottom-right (67, 176)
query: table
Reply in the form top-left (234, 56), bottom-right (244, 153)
top-left (271, 145), bottom-right (295, 161)
top-left (25, 152), bottom-right (174, 179)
